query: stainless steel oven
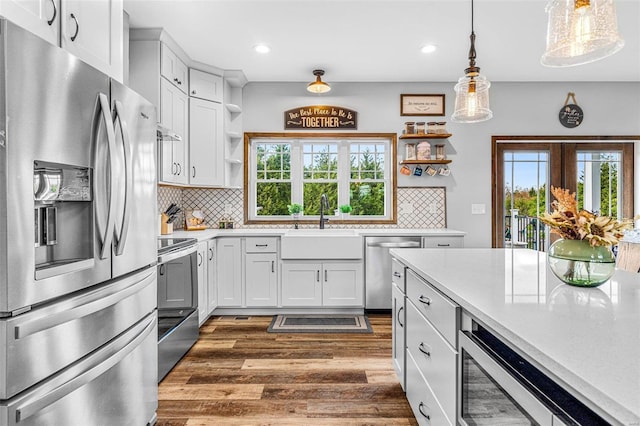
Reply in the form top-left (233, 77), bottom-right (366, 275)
top-left (157, 238), bottom-right (199, 381)
top-left (458, 321), bottom-right (609, 426)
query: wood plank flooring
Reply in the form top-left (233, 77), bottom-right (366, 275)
top-left (157, 314), bottom-right (418, 426)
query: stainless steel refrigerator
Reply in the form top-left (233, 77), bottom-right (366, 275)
top-left (0, 18), bottom-right (158, 426)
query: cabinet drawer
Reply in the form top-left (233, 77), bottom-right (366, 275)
top-left (406, 301), bottom-right (457, 422)
top-left (245, 237), bottom-right (278, 253)
top-left (189, 69), bottom-right (223, 102)
top-left (422, 236), bottom-right (464, 248)
top-left (406, 350), bottom-right (453, 426)
top-left (391, 257), bottom-right (406, 292)
top-left (406, 270), bottom-right (459, 348)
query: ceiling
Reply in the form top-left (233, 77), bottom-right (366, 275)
top-left (124, 0), bottom-right (640, 83)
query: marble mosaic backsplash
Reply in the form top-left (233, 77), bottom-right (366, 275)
top-left (158, 186), bottom-right (446, 230)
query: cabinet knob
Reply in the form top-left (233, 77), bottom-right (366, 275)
top-left (418, 402), bottom-right (431, 420)
top-left (70, 13), bottom-right (79, 42)
top-left (192, 90), bottom-right (197, 95)
top-left (47, 0), bottom-right (57, 26)
top-left (419, 295), bottom-right (432, 306)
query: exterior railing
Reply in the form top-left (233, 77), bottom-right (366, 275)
top-left (504, 214), bottom-right (546, 252)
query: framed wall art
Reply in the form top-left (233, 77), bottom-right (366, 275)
top-left (400, 94), bottom-right (445, 116)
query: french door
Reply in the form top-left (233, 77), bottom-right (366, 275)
top-left (492, 136), bottom-right (635, 250)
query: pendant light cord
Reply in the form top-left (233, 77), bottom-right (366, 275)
top-left (466, 0), bottom-right (478, 73)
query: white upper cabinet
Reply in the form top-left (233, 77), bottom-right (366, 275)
top-left (189, 97), bottom-right (224, 186)
top-left (1, 0), bottom-right (123, 81)
top-left (161, 44), bottom-right (188, 94)
top-left (189, 69), bottom-right (223, 103)
top-left (0, 0), bottom-right (59, 45)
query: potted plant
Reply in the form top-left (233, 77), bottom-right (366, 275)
top-left (339, 204), bottom-right (352, 219)
top-left (287, 203), bottom-right (303, 228)
top-left (539, 186), bottom-right (633, 287)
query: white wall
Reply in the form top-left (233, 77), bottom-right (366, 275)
top-left (243, 81), bottom-right (640, 247)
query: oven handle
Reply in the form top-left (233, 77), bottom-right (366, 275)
top-left (158, 245), bottom-right (197, 264)
top-left (458, 331), bottom-right (554, 425)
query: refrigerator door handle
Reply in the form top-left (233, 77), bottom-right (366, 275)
top-left (14, 313), bottom-right (156, 423)
top-left (14, 268), bottom-right (154, 339)
top-left (113, 100), bottom-right (132, 256)
top-left (94, 93), bottom-right (117, 260)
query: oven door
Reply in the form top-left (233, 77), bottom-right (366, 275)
top-left (458, 331), bottom-right (554, 426)
top-left (157, 246), bottom-right (197, 310)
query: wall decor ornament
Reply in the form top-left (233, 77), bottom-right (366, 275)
top-left (284, 105), bottom-right (357, 130)
top-left (400, 94), bottom-right (445, 116)
top-left (558, 92), bottom-right (584, 128)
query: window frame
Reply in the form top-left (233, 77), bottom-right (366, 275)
top-left (244, 132), bottom-right (397, 225)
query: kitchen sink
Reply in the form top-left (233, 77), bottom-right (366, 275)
top-left (281, 229), bottom-right (363, 259)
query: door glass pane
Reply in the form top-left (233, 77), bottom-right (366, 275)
top-left (503, 152), bottom-right (548, 251)
top-left (576, 151), bottom-right (622, 218)
top-left (461, 350), bottom-right (538, 425)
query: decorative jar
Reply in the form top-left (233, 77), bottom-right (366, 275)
top-left (548, 239), bottom-right (615, 287)
top-left (416, 141), bottom-right (431, 160)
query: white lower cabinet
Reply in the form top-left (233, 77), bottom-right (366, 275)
top-left (392, 282), bottom-right (406, 390)
top-left (216, 238), bottom-right (242, 307)
top-left (206, 239), bottom-right (217, 314)
top-left (281, 261), bottom-right (363, 307)
top-left (399, 262), bottom-right (459, 425)
top-left (196, 241), bottom-right (207, 325)
top-left (245, 253), bottom-right (277, 307)
top-left (406, 350), bottom-right (453, 426)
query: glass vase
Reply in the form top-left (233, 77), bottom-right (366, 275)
top-left (548, 239), bottom-right (615, 287)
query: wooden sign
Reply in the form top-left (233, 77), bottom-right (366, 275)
top-left (284, 105), bottom-right (357, 130)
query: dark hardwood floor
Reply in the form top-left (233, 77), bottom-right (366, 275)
top-left (157, 314), bottom-right (418, 425)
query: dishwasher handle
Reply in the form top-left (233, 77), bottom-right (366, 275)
top-left (366, 241), bottom-right (421, 248)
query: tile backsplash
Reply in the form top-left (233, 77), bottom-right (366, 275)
top-left (158, 186), bottom-right (446, 230)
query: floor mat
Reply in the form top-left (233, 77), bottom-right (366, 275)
top-left (267, 314), bottom-right (372, 333)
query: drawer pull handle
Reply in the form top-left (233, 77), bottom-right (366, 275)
top-left (70, 13), bottom-right (79, 42)
top-left (397, 306), bottom-right (404, 327)
top-left (271, 260), bottom-right (275, 273)
top-left (418, 342), bottom-right (431, 357)
top-left (419, 295), bottom-right (432, 306)
top-left (418, 402), bottom-right (430, 420)
top-left (437, 243), bottom-right (450, 247)
top-left (47, 0), bottom-right (57, 25)
top-left (393, 271), bottom-right (402, 278)
top-left (255, 244), bottom-right (268, 247)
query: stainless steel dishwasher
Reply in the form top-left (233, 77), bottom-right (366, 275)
top-left (365, 236), bottom-right (421, 310)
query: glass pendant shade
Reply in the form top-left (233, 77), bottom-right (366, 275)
top-left (452, 74), bottom-right (492, 123)
top-left (307, 70), bottom-right (331, 93)
top-left (541, 0), bottom-right (625, 67)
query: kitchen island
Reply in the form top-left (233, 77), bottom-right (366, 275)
top-left (390, 248), bottom-right (640, 425)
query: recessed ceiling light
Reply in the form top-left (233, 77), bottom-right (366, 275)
top-left (421, 44), bottom-right (437, 54)
top-left (254, 44), bottom-right (271, 54)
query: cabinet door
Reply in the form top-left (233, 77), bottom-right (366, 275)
top-left (189, 69), bottom-right (223, 102)
top-left (160, 79), bottom-right (188, 184)
top-left (281, 263), bottom-right (322, 307)
top-left (322, 262), bottom-right (363, 307)
top-left (0, 0), bottom-right (59, 45)
top-left (216, 238), bottom-right (242, 306)
top-left (189, 98), bottom-right (224, 186)
top-left (245, 253), bottom-right (277, 307)
top-left (161, 43), bottom-right (187, 93)
top-left (172, 87), bottom-right (189, 184)
top-left (206, 240), bottom-right (217, 314)
top-left (196, 241), bottom-right (208, 325)
top-left (61, 0), bottom-right (123, 81)
top-left (392, 283), bottom-right (406, 390)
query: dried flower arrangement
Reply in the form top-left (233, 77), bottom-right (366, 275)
top-left (539, 186), bottom-right (633, 247)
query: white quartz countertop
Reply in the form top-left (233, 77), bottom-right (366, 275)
top-left (389, 248), bottom-right (640, 425)
top-left (161, 228), bottom-right (465, 242)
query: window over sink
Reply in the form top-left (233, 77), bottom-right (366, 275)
top-left (245, 132), bottom-right (397, 224)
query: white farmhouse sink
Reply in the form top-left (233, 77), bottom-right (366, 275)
top-left (281, 229), bottom-right (363, 259)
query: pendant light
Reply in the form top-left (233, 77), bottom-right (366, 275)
top-left (451, 0), bottom-right (493, 123)
top-left (541, 0), bottom-right (624, 67)
top-left (307, 69), bottom-right (331, 94)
